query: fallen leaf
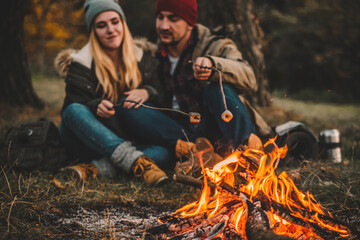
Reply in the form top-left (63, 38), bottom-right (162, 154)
top-left (51, 178), bottom-right (66, 190)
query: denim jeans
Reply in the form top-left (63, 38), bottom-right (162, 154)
top-left (59, 103), bottom-right (172, 170)
top-left (115, 83), bottom-right (255, 150)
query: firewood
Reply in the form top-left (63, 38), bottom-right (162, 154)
top-left (156, 171), bottom-right (354, 239)
top-left (245, 199), bottom-right (295, 240)
top-left (206, 217), bottom-right (228, 239)
top-left (146, 222), bottom-right (170, 235)
top-left (169, 215), bottom-right (230, 240)
top-left (173, 174), bottom-right (217, 190)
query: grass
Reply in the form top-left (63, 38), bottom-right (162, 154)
top-left (0, 77), bottom-right (359, 239)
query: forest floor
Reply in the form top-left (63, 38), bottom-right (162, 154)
top-left (0, 77), bottom-right (359, 239)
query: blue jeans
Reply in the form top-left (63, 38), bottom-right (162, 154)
top-left (115, 83), bottom-right (255, 150)
top-left (59, 103), bottom-right (172, 170)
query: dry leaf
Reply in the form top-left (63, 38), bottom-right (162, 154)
top-left (51, 178), bottom-right (66, 190)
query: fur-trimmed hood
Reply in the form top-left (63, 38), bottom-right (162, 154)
top-left (54, 38), bottom-right (157, 77)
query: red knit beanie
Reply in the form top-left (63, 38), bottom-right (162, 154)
top-left (155, 0), bottom-right (198, 26)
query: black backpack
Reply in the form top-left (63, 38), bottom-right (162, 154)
top-left (3, 118), bottom-right (67, 170)
top-left (275, 121), bottom-right (319, 166)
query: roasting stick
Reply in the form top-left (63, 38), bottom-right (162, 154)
top-left (113, 100), bottom-right (188, 116)
top-left (190, 60), bottom-right (233, 122)
top-left (113, 100), bottom-right (201, 123)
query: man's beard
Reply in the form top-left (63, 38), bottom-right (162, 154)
top-left (159, 30), bottom-right (188, 46)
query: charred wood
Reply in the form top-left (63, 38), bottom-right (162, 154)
top-left (169, 215), bottom-right (229, 240)
top-left (245, 200), bottom-right (295, 240)
top-left (206, 219), bottom-right (227, 239)
top-left (146, 222), bottom-right (170, 235)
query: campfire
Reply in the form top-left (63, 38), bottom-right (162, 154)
top-left (147, 138), bottom-right (356, 239)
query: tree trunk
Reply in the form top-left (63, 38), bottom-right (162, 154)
top-left (197, 0), bottom-right (271, 106)
top-left (0, 0), bottom-right (43, 108)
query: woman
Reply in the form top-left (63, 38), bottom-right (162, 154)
top-left (55, 0), bottom-right (169, 186)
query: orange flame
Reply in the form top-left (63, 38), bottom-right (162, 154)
top-left (172, 137), bottom-right (350, 239)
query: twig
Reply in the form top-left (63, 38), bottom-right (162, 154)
top-left (181, 129), bottom-right (196, 171)
top-left (22, 172), bottom-right (32, 198)
top-left (173, 174), bottom-right (216, 190)
top-left (1, 166), bottom-right (12, 198)
top-left (7, 196), bottom-right (17, 232)
top-left (7, 140), bottom-right (12, 163)
top-left (0, 191), bottom-right (11, 200)
top-left (81, 180), bottom-right (85, 196)
top-left (17, 173), bottom-right (22, 196)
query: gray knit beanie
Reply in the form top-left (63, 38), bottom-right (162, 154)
top-left (84, 0), bottom-right (126, 31)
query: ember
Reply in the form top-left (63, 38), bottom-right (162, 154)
top-left (147, 138), bottom-right (356, 240)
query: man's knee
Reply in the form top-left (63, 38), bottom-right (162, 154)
top-left (203, 82), bottom-right (220, 98)
top-left (203, 83), bottom-right (237, 101)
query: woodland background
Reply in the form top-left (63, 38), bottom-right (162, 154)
top-left (0, 0), bottom-right (359, 238)
top-left (24, 0), bottom-right (359, 103)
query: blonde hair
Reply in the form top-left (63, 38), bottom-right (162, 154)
top-left (90, 18), bottom-right (142, 103)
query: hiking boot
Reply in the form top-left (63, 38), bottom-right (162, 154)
top-left (245, 133), bottom-right (264, 151)
top-left (175, 139), bottom-right (196, 160)
top-left (195, 138), bottom-right (223, 168)
top-left (132, 156), bottom-right (168, 186)
top-left (175, 138), bottom-right (223, 177)
top-left (62, 163), bottom-right (99, 181)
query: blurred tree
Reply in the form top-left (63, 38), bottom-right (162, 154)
top-left (25, 0), bottom-right (86, 72)
top-left (0, 0), bottom-right (43, 108)
top-left (26, 0), bottom-right (57, 71)
top-left (122, 0), bottom-right (157, 41)
top-left (198, 0), bottom-right (271, 106)
top-left (254, 0), bottom-right (360, 102)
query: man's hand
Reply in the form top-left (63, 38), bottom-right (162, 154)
top-left (193, 57), bottom-right (213, 80)
top-left (123, 89), bottom-right (149, 109)
top-left (97, 99), bottom-right (115, 118)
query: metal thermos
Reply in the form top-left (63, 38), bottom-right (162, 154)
top-left (319, 129), bottom-right (342, 163)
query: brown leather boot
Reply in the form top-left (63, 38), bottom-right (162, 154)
top-left (175, 138), bottom-right (223, 177)
top-left (245, 133), bottom-right (264, 151)
top-left (195, 138), bottom-right (223, 168)
top-left (62, 163), bottom-right (99, 182)
top-left (175, 139), bottom-right (196, 160)
top-left (132, 156), bottom-right (168, 186)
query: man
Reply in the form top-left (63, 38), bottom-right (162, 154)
top-left (116, 0), bottom-right (272, 158)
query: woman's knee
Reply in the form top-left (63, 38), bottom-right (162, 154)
top-left (62, 103), bottom-right (88, 119)
top-left (61, 103), bottom-right (92, 128)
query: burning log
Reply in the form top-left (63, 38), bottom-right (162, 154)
top-left (168, 214), bottom-right (229, 239)
top-left (245, 200), bottom-right (295, 240)
top-left (173, 174), bottom-right (356, 239)
top-left (148, 138), bottom-right (356, 240)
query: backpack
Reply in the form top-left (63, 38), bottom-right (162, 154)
top-left (275, 121), bottom-right (319, 166)
top-left (4, 118), bottom-right (67, 170)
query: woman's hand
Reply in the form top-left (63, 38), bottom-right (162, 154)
top-left (97, 99), bottom-right (115, 118)
top-left (123, 89), bottom-right (149, 109)
top-left (193, 57), bottom-right (213, 80)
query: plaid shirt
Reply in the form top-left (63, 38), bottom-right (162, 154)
top-left (158, 29), bottom-right (205, 113)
